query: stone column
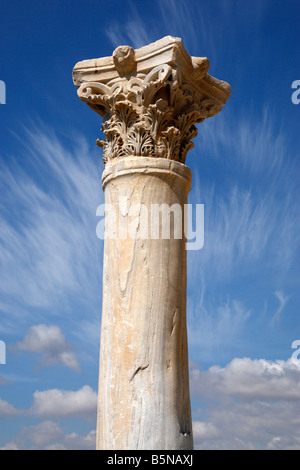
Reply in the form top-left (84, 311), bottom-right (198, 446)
top-left (73, 36), bottom-right (230, 450)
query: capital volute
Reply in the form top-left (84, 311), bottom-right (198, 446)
top-left (73, 36), bottom-right (230, 166)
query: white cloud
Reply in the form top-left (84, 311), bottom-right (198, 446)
top-left (106, 3), bottom-right (154, 49)
top-left (197, 107), bottom-right (289, 179)
top-left (190, 357), bottom-right (300, 449)
top-left (18, 324), bottom-right (80, 371)
top-left (105, 0), bottom-right (219, 57)
top-left (272, 291), bottom-right (289, 326)
top-left (31, 385), bottom-right (97, 420)
top-left (191, 357), bottom-right (300, 401)
top-left (0, 397), bottom-right (19, 417)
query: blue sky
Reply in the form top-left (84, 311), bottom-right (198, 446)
top-left (0, 0), bottom-right (299, 450)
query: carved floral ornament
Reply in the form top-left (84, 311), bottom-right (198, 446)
top-left (73, 37), bottom-right (231, 166)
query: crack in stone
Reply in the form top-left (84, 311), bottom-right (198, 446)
top-left (129, 364), bottom-right (149, 381)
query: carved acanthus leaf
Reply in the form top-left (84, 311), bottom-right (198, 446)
top-left (123, 124), bottom-right (154, 157)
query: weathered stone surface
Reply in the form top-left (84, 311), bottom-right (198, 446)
top-left (73, 36), bottom-right (230, 450)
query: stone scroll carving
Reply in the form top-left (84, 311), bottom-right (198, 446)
top-left (73, 36), bottom-right (231, 165)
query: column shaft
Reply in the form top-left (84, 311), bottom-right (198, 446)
top-left (97, 157), bottom-right (193, 450)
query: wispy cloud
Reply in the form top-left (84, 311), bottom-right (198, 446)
top-left (0, 128), bottom-right (103, 336)
top-left (272, 291), bottom-right (289, 327)
top-left (188, 296), bottom-right (251, 360)
top-left (188, 104), bottom-right (299, 284)
top-left (189, 184), bottom-right (297, 286)
top-left (18, 324), bottom-right (80, 371)
top-left (186, 104), bottom-right (298, 364)
top-left (105, 0), bottom-right (214, 53)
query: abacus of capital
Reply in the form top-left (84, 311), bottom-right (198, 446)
top-left (73, 36), bottom-right (230, 450)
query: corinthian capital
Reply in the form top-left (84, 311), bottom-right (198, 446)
top-left (73, 36), bottom-right (230, 165)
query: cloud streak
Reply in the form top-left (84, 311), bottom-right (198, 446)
top-left (1, 422), bottom-right (96, 450)
top-left (186, 104), bottom-right (299, 362)
top-left (106, 1), bottom-right (155, 48)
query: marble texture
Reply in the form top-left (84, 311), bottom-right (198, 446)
top-left (73, 36), bottom-right (230, 450)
